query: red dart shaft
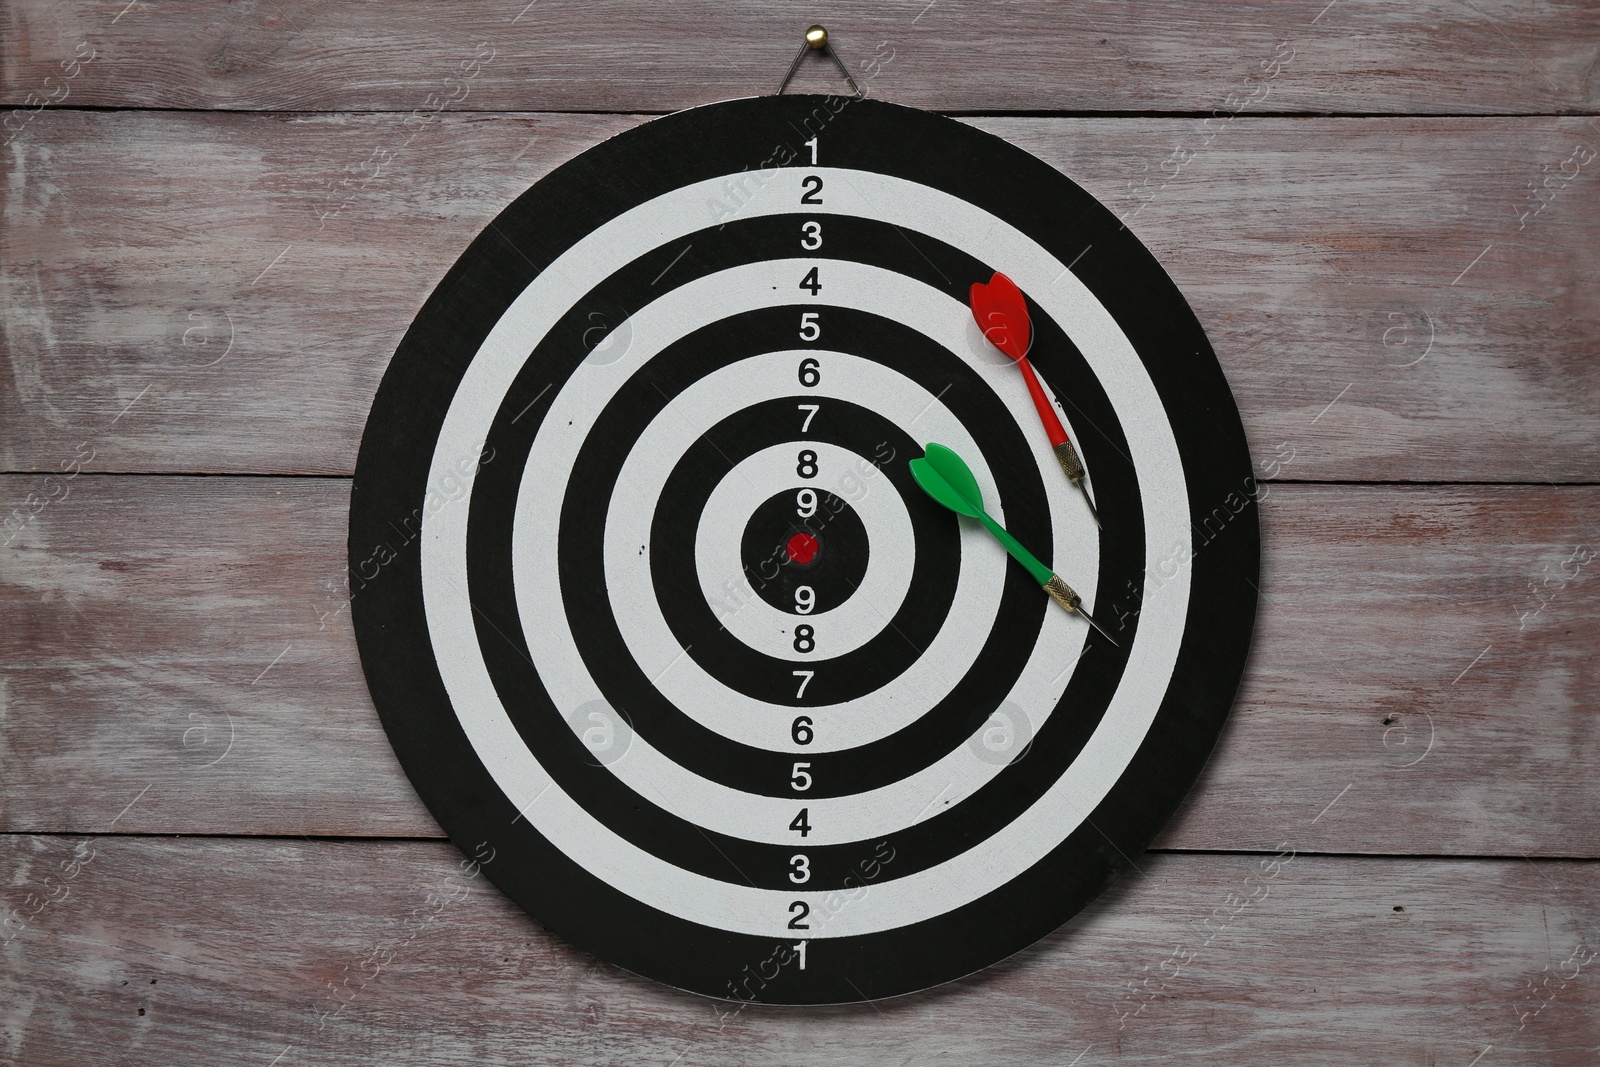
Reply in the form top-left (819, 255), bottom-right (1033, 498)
top-left (1016, 356), bottom-right (1068, 448)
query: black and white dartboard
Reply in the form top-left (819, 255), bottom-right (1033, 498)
top-left (350, 94), bottom-right (1259, 1004)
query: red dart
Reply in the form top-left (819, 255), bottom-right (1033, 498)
top-left (970, 272), bottom-right (1101, 526)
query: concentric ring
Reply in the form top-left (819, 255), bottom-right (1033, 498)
top-left (695, 442), bottom-right (913, 659)
top-left (599, 343), bottom-right (1020, 747)
top-left (637, 380), bottom-right (968, 711)
top-left (468, 287), bottom-right (1132, 850)
top-left (735, 488), bottom-right (871, 616)
top-left (446, 212), bottom-right (1165, 916)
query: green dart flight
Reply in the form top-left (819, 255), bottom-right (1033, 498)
top-left (909, 442), bottom-right (1116, 644)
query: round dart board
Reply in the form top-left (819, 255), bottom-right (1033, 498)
top-left (350, 94), bottom-right (1259, 1004)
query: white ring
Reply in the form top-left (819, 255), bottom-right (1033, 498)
top-left (693, 442), bottom-right (916, 660)
top-left (543, 297), bottom-right (1049, 841)
top-left (521, 267), bottom-right (1089, 864)
top-left (601, 349), bottom-right (1007, 752)
top-left (422, 167), bottom-right (1188, 938)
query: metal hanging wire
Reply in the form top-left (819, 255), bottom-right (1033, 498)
top-left (776, 25), bottom-right (864, 98)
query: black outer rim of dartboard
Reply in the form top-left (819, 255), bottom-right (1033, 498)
top-left (349, 94), bottom-right (1259, 1005)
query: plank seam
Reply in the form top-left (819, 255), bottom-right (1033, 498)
top-left (11, 106), bottom-right (1600, 120)
top-left (6, 472), bottom-right (1599, 488)
top-left (3, 831), bottom-right (1598, 862)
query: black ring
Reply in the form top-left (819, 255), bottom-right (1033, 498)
top-left (738, 488), bottom-right (869, 613)
top-left (454, 297), bottom-right (1145, 895)
top-left (476, 299), bottom-right (1140, 801)
top-left (647, 395), bottom-right (956, 709)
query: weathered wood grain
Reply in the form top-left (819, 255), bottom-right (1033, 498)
top-left (4, 0), bottom-right (1600, 115)
top-left (4, 112), bottom-right (1598, 481)
top-left (3, 4), bottom-right (1595, 1061)
top-left (3, 476), bottom-right (1596, 855)
top-left (1, 836), bottom-right (1595, 1064)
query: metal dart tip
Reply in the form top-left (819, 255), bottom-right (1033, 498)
top-left (1052, 440), bottom-right (1101, 528)
top-left (1078, 607), bottom-right (1118, 646)
top-left (1077, 482), bottom-right (1102, 528)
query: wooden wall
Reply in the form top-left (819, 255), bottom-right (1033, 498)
top-left (3, 2), bottom-right (1598, 1063)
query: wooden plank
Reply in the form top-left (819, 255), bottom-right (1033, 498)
top-left (5, 111), bottom-right (1598, 480)
top-left (4, 0), bottom-right (1599, 114)
top-left (3, 476), bottom-right (1597, 856)
top-left (1, 835), bottom-right (1595, 1064)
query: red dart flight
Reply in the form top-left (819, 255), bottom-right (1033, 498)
top-left (970, 272), bottom-right (1101, 527)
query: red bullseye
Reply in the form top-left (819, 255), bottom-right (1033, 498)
top-left (785, 532), bottom-right (820, 565)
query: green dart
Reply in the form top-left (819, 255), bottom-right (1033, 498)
top-left (910, 442), bottom-right (1117, 645)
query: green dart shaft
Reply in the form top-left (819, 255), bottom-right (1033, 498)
top-left (909, 442), bottom-right (1117, 644)
top-left (971, 510), bottom-right (1054, 586)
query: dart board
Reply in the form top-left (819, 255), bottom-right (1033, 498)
top-left (349, 93), bottom-right (1259, 1004)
